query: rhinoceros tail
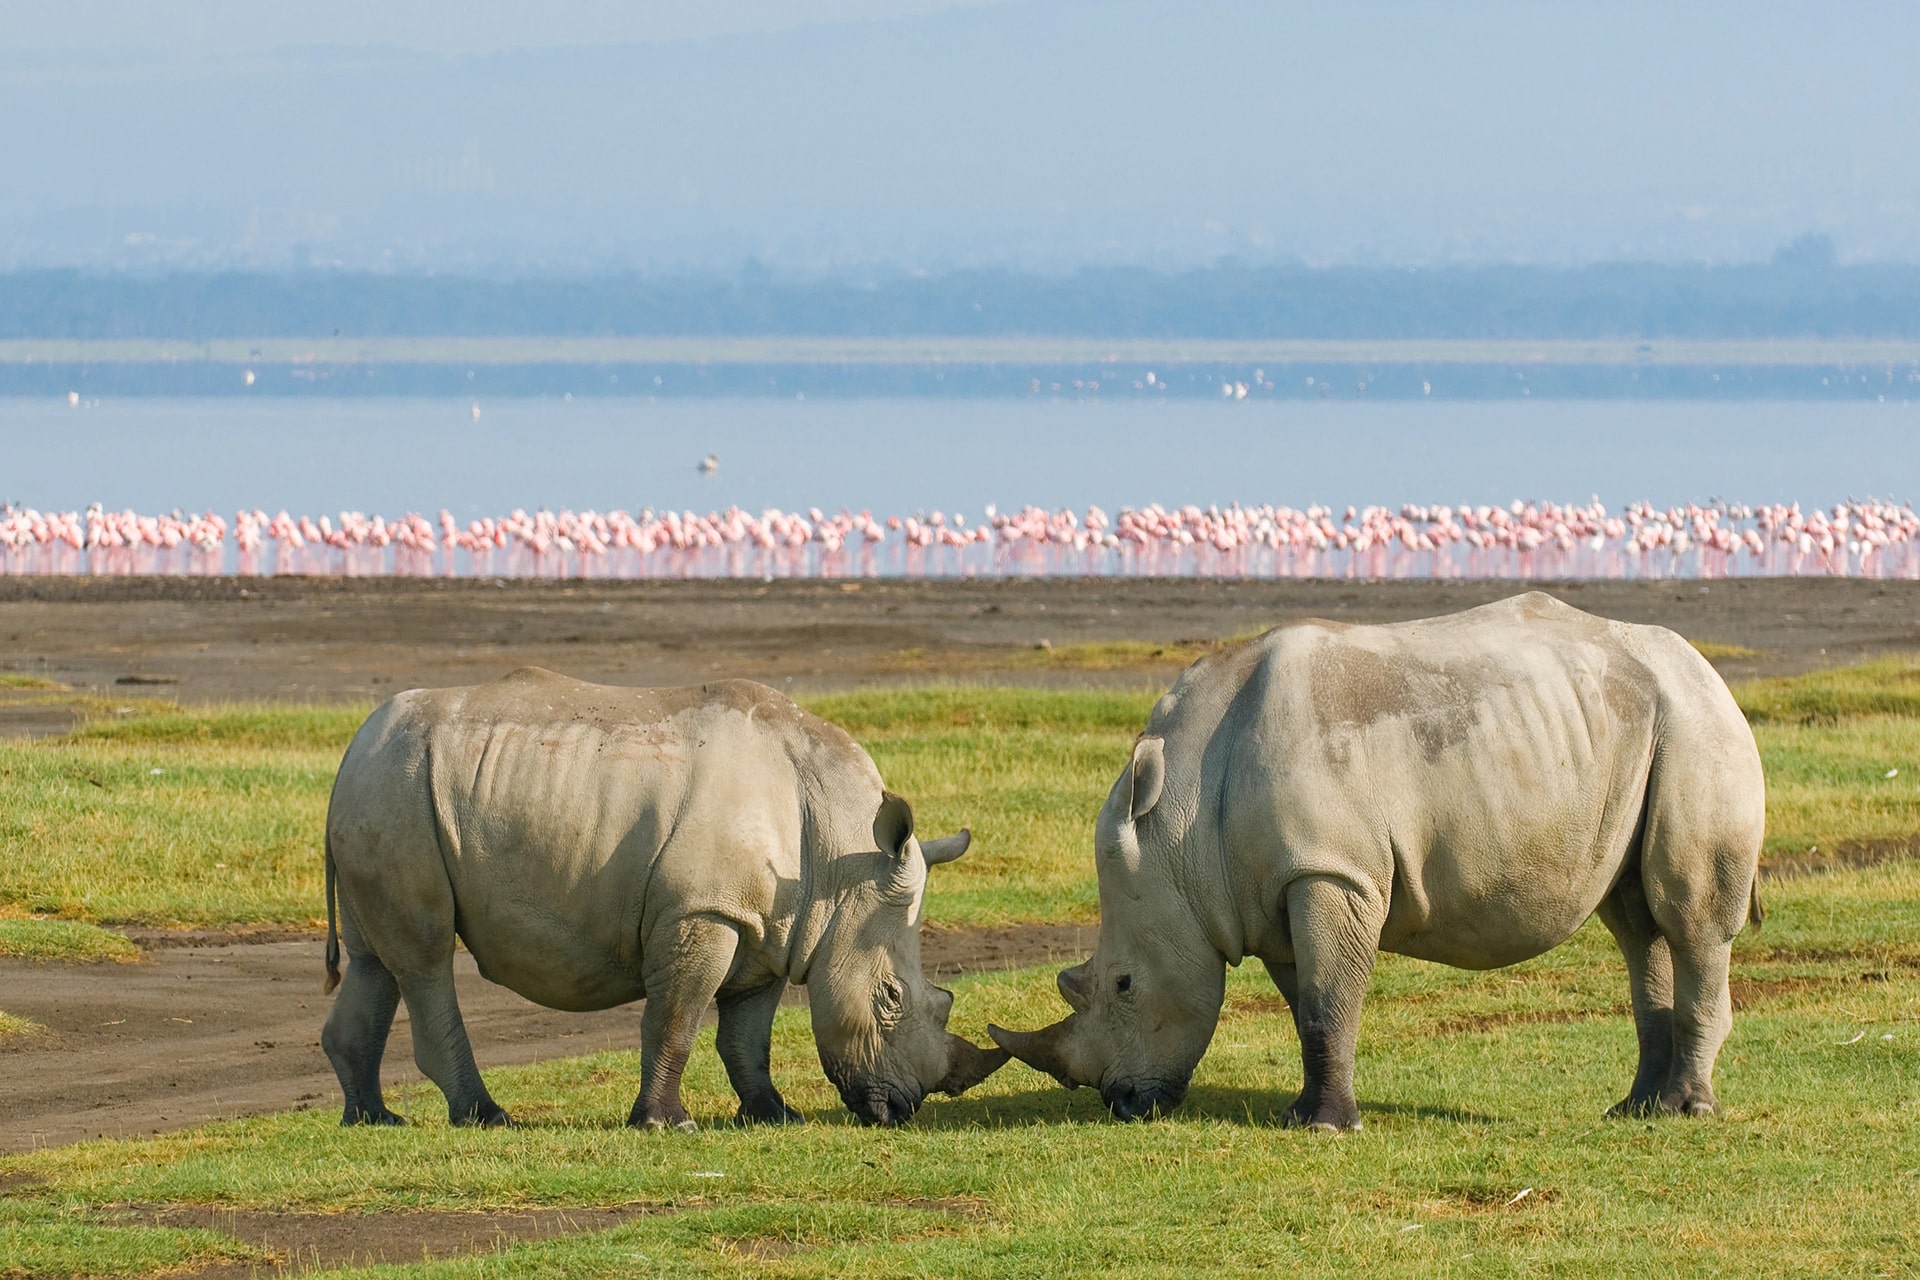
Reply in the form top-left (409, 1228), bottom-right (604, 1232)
top-left (1748, 877), bottom-right (1766, 932)
top-left (323, 830), bottom-right (342, 995)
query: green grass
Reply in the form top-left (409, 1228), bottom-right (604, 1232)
top-left (0, 703), bottom-right (357, 927)
top-left (812, 687), bottom-right (1155, 922)
top-left (1734, 654), bottom-right (1920, 724)
top-left (1, 664), bottom-right (1918, 930)
top-left (0, 1011), bottom-right (45, 1041)
top-left (882, 637), bottom-right (1223, 675)
top-left (4, 860), bottom-right (1917, 1277)
top-left (0, 673), bottom-right (59, 689)
top-left (0, 916), bottom-right (139, 962)
top-left (1688, 639), bottom-right (1762, 662)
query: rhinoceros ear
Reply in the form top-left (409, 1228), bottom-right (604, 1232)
top-left (873, 790), bottom-right (916, 860)
top-left (1126, 735), bottom-right (1166, 822)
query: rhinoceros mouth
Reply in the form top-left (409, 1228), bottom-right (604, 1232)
top-left (842, 1081), bottom-right (925, 1127)
top-left (1101, 1077), bottom-right (1187, 1121)
top-left (821, 1057), bottom-right (926, 1126)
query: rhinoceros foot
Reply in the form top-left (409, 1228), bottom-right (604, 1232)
top-left (1605, 1093), bottom-right (1661, 1119)
top-left (1281, 1093), bottom-right (1362, 1134)
top-left (734, 1098), bottom-right (805, 1126)
top-left (628, 1099), bottom-right (699, 1133)
top-left (341, 1106), bottom-right (406, 1127)
top-left (453, 1102), bottom-right (513, 1129)
top-left (642, 1117), bottom-right (699, 1133)
top-left (1606, 1085), bottom-right (1719, 1119)
top-left (1657, 1086), bottom-right (1720, 1118)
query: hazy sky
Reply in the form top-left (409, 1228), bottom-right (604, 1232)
top-left (1, 1), bottom-right (1012, 56)
top-left (4, 1), bottom-right (1917, 271)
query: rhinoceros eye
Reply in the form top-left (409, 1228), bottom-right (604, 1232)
top-left (1115, 975), bottom-right (1132, 994)
top-left (877, 978), bottom-right (905, 1025)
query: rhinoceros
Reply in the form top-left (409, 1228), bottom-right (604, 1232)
top-left (321, 669), bottom-right (1006, 1130)
top-left (990, 593), bottom-right (1765, 1129)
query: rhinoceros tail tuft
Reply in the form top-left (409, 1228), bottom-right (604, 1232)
top-left (1748, 877), bottom-right (1765, 931)
top-left (323, 830), bottom-right (342, 995)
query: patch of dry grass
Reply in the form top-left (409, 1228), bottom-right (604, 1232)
top-left (1689, 639), bottom-right (1763, 662)
top-left (0, 1011), bottom-right (46, 1041)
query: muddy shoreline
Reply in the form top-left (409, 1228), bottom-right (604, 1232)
top-left (3, 578), bottom-right (1915, 723)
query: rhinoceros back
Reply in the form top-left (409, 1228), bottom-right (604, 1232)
top-left (1159, 594), bottom-right (1761, 971)
top-left (329, 670), bottom-right (830, 1012)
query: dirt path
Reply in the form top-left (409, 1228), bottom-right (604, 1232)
top-left (0, 924), bottom-right (1094, 1154)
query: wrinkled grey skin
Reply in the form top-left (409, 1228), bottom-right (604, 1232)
top-left (321, 669), bottom-right (1006, 1131)
top-left (992, 593), bottom-right (1765, 1129)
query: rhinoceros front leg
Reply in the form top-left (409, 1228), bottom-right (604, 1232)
top-left (1275, 874), bottom-right (1382, 1133)
top-left (629, 915), bottom-right (740, 1132)
top-left (716, 980), bottom-right (804, 1126)
top-left (1596, 872), bottom-right (1676, 1117)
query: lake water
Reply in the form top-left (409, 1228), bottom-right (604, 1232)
top-left (5, 396), bottom-right (1914, 519)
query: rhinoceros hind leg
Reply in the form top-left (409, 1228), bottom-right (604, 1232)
top-left (397, 966), bottom-right (511, 1128)
top-left (322, 934), bottom-right (407, 1127)
top-left (1596, 870), bottom-right (1676, 1118)
top-left (1274, 875), bottom-right (1381, 1134)
top-left (1655, 934), bottom-right (1732, 1117)
top-left (1629, 707), bottom-right (1761, 1118)
top-left (628, 915), bottom-right (741, 1133)
top-left (717, 980), bottom-right (805, 1126)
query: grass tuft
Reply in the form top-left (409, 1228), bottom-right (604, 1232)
top-left (1689, 639), bottom-right (1763, 662)
top-left (1734, 653), bottom-right (1920, 724)
top-left (0, 1010), bottom-right (45, 1040)
top-left (0, 914), bottom-right (141, 962)
top-left (71, 701), bottom-right (372, 751)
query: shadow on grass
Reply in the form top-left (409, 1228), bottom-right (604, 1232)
top-left (340, 1084), bottom-right (1505, 1138)
top-left (917, 1083), bottom-right (1498, 1129)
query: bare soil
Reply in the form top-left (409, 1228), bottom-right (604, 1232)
top-left (1, 576), bottom-right (1916, 1269)
top-left (118, 1205), bottom-right (663, 1279)
top-left (1, 577), bottom-right (1915, 723)
top-left (0, 924), bottom-right (1095, 1156)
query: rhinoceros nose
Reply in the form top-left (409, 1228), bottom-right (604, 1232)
top-left (848, 1083), bottom-right (923, 1127)
top-left (1105, 1082), bottom-right (1175, 1122)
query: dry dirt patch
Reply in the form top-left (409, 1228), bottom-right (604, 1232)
top-left (0, 923), bottom-right (1098, 1154)
top-left (115, 1204), bottom-right (662, 1278)
top-left (3, 576), bottom-right (1916, 714)
top-left (1762, 836), bottom-right (1920, 880)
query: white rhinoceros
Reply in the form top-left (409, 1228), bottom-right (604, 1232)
top-left (991, 593), bottom-right (1765, 1129)
top-left (321, 669), bottom-right (1005, 1130)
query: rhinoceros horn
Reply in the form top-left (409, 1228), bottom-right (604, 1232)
top-left (988, 1019), bottom-right (1082, 1090)
top-left (936, 1033), bottom-right (1010, 1095)
top-left (1056, 962), bottom-right (1092, 1013)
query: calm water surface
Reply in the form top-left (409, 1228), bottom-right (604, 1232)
top-left (5, 397), bottom-right (1913, 518)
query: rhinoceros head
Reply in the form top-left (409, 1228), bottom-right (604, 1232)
top-left (989, 735), bottom-right (1225, 1119)
top-left (809, 790), bottom-right (1008, 1125)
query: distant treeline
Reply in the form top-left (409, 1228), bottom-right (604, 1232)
top-left (9, 251), bottom-right (1920, 340)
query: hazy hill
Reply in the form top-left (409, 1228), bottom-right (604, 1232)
top-left (6, 250), bottom-right (1920, 340)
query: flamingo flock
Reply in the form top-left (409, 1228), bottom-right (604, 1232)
top-left (0, 498), bottom-right (1915, 580)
